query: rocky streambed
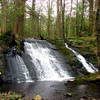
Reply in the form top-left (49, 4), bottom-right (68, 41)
top-left (0, 81), bottom-right (100, 100)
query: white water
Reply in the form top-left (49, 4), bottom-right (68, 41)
top-left (65, 43), bottom-right (98, 73)
top-left (7, 54), bottom-right (33, 83)
top-left (15, 55), bottom-right (33, 83)
top-left (24, 41), bottom-right (73, 81)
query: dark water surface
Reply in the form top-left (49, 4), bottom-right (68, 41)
top-left (0, 81), bottom-right (100, 100)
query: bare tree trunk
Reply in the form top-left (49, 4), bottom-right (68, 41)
top-left (68, 0), bottom-right (73, 38)
top-left (31, 0), bottom-right (36, 37)
top-left (56, 0), bottom-right (62, 39)
top-left (31, 0), bottom-right (40, 38)
top-left (32, 0), bottom-right (35, 11)
top-left (76, 0), bottom-right (79, 37)
top-left (1, 0), bottom-right (8, 33)
top-left (62, 0), bottom-right (65, 40)
top-left (80, 0), bottom-right (85, 33)
top-left (96, 0), bottom-right (100, 68)
top-left (89, 0), bottom-right (94, 33)
top-left (47, 0), bottom-right (51, 39)
top-left (56, 0), bottom-right (60, 39)
top-left (32, 0), bottom-right (35, 34)
top-left (14, 0), bottom-right (25, 37)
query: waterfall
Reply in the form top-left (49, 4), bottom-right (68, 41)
top-left (65, 43), bottom-right (98, 73)
top-left (24, 40), bottom-right (73, 81)
top-left (5, 40), bottom-right (97, 83)
top-left (6, 52), bottom-right (33, 83)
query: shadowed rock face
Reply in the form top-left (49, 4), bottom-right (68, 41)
top-left (0, 54), bottom-right (5, 69)
top-left (0, 52), bottom-right (6, 83)
top-left (5, 50), bottom-right (32, 83)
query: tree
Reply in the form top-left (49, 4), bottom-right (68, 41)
top-left (31, 0), bottom-right (37, 37)
top-left (13, 0), bottom-right (26, 37)
top-left (76, 0), bottom-right (79, 36)
top-left (88, 0), bottom-right (94, 34)
top-left (61, 0), bottom-right (65, 40)
top-left (47, 0), bottom-right (51, 39)
top-left (56, 0), bottom-right (66, 39)
top-left (68, 0), bottom-right (73, 38)
top-left (56, 0), bottom-right (62, 39)
top-left (80, 0), bottom-right (85, 33)
top-left (0, 0), bottom-right (8, 33)
top-left (95, 0), bottom-right (100, 68)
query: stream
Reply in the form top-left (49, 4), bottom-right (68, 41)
top-left (0, 39), bottom-right (100, 100)
top-left (0, 81), bottom-right (100, 100)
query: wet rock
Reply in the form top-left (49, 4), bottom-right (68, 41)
top-left (0, 76), bottom-right (4, 84)
top-left (40, 35), bottom-right (44, 40)
top-left (64, 92), bottom-right (72, 97)
top-left (80, 98), bottom-right (86, 100)
top-left (9, 34), bottom-right (17, 48)
top-left (67, 79), bottom-right (75, 83)
top-left (80, 97), bottom-right (97, 100)
top-left (33, 95), bottom-right (43, 100)
top-left (88, 97), bottom-right (96, 100)
top-left (20, 39), bottom-right (25, 52)
top-left (21, 94), bottom-right (25, 98)
top-left (80, 96), bottom-right (88, 100)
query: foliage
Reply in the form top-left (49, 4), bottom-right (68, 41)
top-left (74, 72), bottom-right (100, 83)
top-left (0, 92), bottom-right (22, 100)
top-left (6, 3), bottom-right (16, 32)
top-left (0, 68), bottom-right (4, 75)
top-left (0, 31), bottom-right (11, 46)
top-left (0, 92), bottom-right (43, 100)
top-left (68, 37), bottom-right (96, 47)
top-left (49, 39), bottom-right (81, 69)
top-left (0, 0), bottom-right (96, 39)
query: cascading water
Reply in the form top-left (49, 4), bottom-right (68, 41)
top-left (6, 50), bottom-right (33, 83)
top-left (65, 43), bottom-right (98, 73)
top-left (24, 40), bottom-right (73, 81)
top-left (5, 40), bottom-right (98, 83)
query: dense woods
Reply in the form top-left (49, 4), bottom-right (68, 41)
top-left (0, 0), bottom-right (100, 68)
top-left (0, 0), bottom-right (99, 37)
top-left (96, 0), bottom-right (100, 68)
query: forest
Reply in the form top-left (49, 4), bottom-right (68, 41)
top-left (0, 0), bottom-right (100, 100)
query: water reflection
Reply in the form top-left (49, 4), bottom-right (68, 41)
top-left (0, 82), bottom-right (100, 100)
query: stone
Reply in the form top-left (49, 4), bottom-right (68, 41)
top-left (33, 95), bottom-right (42, 100)
top-left (64, 92), bottom-right (72, 97)
top-left (80, 96), bottom-right (88, 100)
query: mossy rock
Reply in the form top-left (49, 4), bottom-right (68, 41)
top-left (74, 72), bottom-right (100, 84)
top-left (0, 68), bottom-right (5, 75)
top-left (0, 92), bottom-right (22, 100)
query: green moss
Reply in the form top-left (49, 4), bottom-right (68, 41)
top-left (0, 68), bottom-right (5, 75)
top-left (74, 72), bottom-right (100, 83)
top-left (48, 39), bottom-right (78, 67)
top-left (0, 32), bottom-right (11, 46)
top-left (49, 39), bottom-right (99, 85)
top-left (0, 92), bottom-right (22, 100)
top-left (66, 37), bottom-right (97, 65)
